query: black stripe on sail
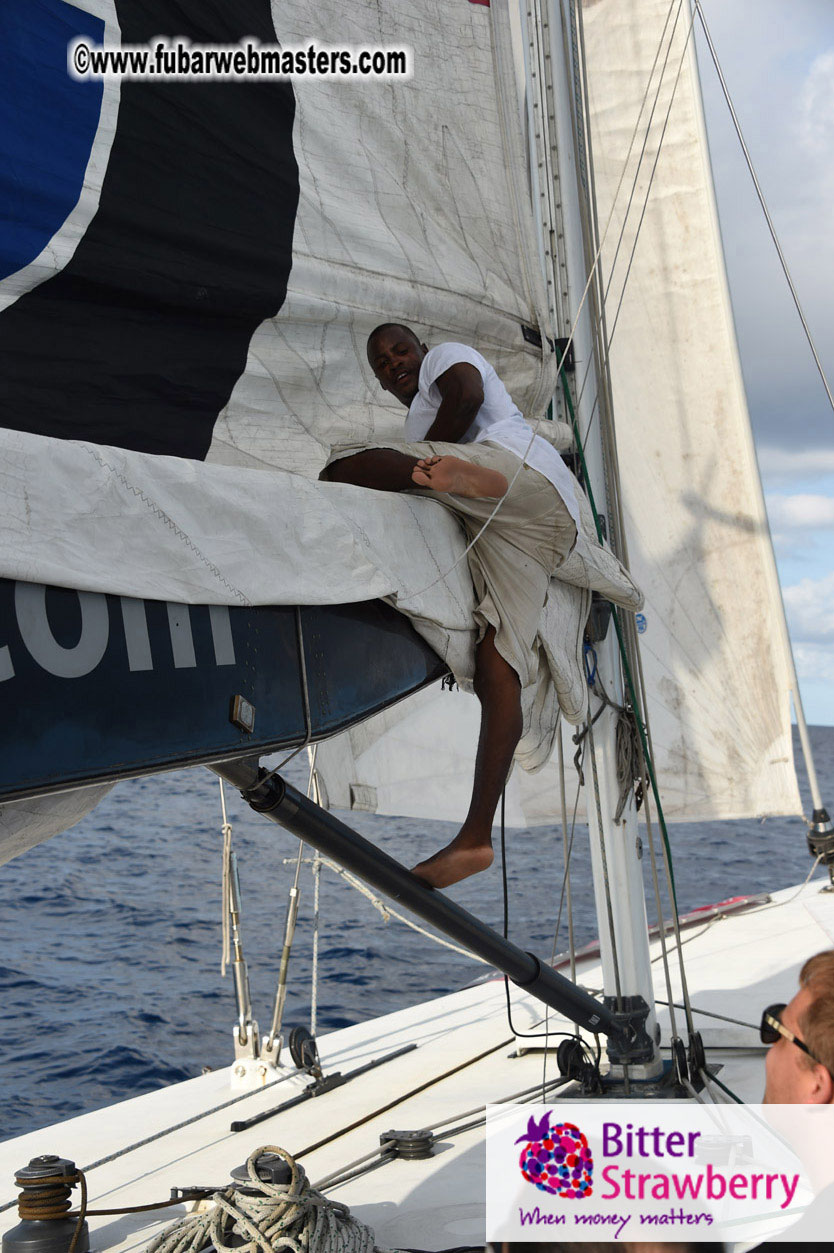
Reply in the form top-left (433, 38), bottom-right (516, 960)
top-left (0, 0), bottom-right (299, 459)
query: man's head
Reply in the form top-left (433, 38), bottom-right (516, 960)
top-left (763, 950), bottom-right (834, 1104)
top-left (366, 323), bottom-right (428, 407)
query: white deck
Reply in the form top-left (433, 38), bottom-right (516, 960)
top-left (1, 878), bottom-right (831, 1250)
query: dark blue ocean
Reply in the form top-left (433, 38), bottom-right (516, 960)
top-left (1, 726), bottom-right (832, 1143)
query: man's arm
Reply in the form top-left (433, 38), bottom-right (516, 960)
top-left (424, 362), bottom-right (484, 442)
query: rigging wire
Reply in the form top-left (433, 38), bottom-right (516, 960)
top-left (560, 365), bottom-right (704, 1060)
top-left (655, 999), bottom-right (757, 1031)
top-left (388, 0), bottom-right (692, 603)
top-left (700, 1069), bottom-right (744, 1105)
top-left (559, 369), bottom-right (679, 904)
top-left (307, 748), bottom-right (322, 1038)
top-left (558, 730), bottom-right (577, 984)
top-left (638, 776), bottom-right (685, 1043)
top-left (219, 777), bottom-right (234, 978)
top-left (292, 1037), bottom-right (518, 1160)
top-left (567, 0), bottom-right (687, 431)
top-left (604, 8), bottom-right (697, 357)
top-left (570, 1), bottom-right (698, 441)
top-left (247, 608), bottom-right (315, 794)
top-left (543, 728), bottom-right (578, 1098)
top-left (694, 0), bottom-right (834, 421)
top-left (499, 741), bottom-right (602, 1091)
top-left (585, 720), bottom-right (624, 1008)
top-left (502, 745), bottom-right (584, 1042)
top-left (558, 0), bottom-right (707, 1058)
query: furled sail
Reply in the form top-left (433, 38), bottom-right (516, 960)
top-left (0, 0), bottom-right (801, 855)
top-left (314, 0), bottom-right (803, 824)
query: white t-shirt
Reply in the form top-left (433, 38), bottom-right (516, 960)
top-left (404, 342), bottom-right (580, 529)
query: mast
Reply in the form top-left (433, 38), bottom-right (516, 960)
top-left (520, 0), bottom-right (662, 1078)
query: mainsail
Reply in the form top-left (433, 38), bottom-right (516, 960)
top-left (313, 0), bottom-right (803, 824)
top-left (1, 0), bottom-right (629, 856)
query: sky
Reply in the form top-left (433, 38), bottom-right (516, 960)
top-left (694, 0), bottom-right (834, 725)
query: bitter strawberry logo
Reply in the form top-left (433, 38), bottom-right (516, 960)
top-left (515, 1112), bottom-right (593, 1198)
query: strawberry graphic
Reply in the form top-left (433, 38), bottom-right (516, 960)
top-left (516, 1112), bottom-right (593, 1198)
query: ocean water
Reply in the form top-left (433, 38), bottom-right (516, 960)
top-left (1, 725), bottom-right (832, 1144)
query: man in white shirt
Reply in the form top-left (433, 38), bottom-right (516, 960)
top-left (325, 323), bottom-right (580, 889)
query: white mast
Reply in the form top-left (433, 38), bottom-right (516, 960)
top-left (518, 0), bottom-right (663, 1078)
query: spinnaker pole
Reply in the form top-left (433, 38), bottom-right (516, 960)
top-left (209, 757), bottom-right (655, 1062)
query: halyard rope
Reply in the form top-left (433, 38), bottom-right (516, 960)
top-left (145, 1146), bottom-right (381, 1253)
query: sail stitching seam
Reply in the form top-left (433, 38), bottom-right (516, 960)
top-left (82, 446), bottom-right (251, 606)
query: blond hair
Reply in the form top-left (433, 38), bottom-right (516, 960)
top-left (798, 949), bottom-right (834, 1075)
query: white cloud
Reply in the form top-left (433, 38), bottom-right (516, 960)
top-left (757, 446), bottom-right (834, 485)
top-left (799, 50), bottom-right (834, 158)
top-left (783, 571), bottom-right (834, 643)
top-left (793, 643), bottom-right (834, 685)
top-left (766, 493), bottom-right (834, 529)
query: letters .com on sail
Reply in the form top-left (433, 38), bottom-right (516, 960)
top-left (68, 37), bottom-right (411, 82)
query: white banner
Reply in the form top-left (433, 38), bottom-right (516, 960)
top-left (486, 1101), bottom-right (834, 1243)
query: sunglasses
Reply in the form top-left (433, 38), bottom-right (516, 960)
top-left (760, 1002), bottom-right (827, 1069)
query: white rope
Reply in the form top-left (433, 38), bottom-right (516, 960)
top-left (283, 855), bottom-right (488, 965)
top-left (145, 1146), bottom-right (382, 1253)
top-left (219, 778), bottom-right (234, 978)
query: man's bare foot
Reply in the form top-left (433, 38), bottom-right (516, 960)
top-left (411, 837), bottom-right (495, 889)
top-left (411, 455), bottom-right (508, 499)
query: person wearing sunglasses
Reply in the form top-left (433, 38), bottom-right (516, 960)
top-left (762, 949), bottom-right (834, 1104)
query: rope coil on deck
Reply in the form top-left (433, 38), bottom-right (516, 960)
top-left (12, 1166), bottom-right (88, 1253)
top-left (145, 1146), bottom-right (385, 1253)
top-left (14, 1172), bottom-right (85, 1223)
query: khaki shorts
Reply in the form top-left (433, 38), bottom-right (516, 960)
top-left (330, 439), bottom-right (577, 688)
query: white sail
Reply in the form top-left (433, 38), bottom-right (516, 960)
top-left (0, 0), bottom-right (625, 857)
top-left (0, 0), bottom-right (801, 850)
top-left (578, 0), bottom-right (801, 820)
top-left (314, 0), bottom-right (802, 824)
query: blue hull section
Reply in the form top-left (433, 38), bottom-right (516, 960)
top-left (0, 580), bottom-right (447, 801)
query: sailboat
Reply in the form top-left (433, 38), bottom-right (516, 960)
top-left (1, 0), bottom-right (832, 1248)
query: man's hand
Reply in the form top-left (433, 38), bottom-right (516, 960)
top-left (424, 363), bottom-right (484, 442)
